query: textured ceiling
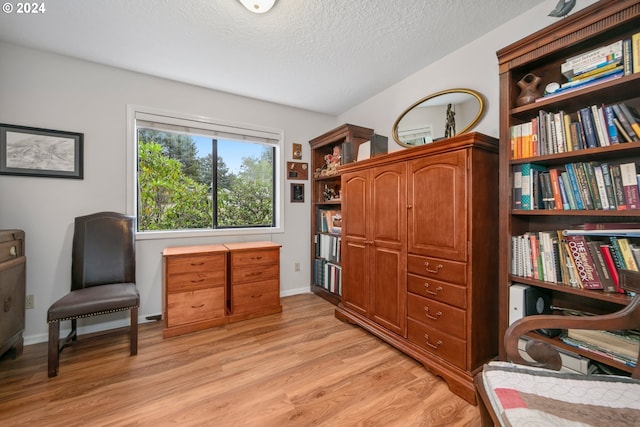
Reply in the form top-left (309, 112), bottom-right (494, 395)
top-left (0, 0), bottom-right (546, 115)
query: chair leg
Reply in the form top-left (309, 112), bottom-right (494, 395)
top-left (48, 321), bottom-right (60, 377)
top-left (71, 318), bottom-right (77, 341)
top-left (130, 307), bottom-right (138, 356)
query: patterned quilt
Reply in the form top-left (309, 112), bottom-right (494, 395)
top-left (481, 361), bottom-right (640, 426)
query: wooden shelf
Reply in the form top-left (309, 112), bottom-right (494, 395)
top-left (497, 0), bottom-right (640, 370)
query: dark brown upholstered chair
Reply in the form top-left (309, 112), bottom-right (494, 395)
top-left (475, 269), bottom-right (640, 426)
top-left (47, 211), bottom-right (139, 377)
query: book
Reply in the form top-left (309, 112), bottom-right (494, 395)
top-left (623, 38), bottom-right (633, 75)
top-left (603, 105), bottom-right (620, 144)
top-left (581, 222), bottom-right (640, 230)
top-left (561, 67), bottom-right (624, 91)
top-left (573, 162), bottom-right (594, 210)
top-left (587, 240), bottom-right (617, 293)
top-left (567, 329), bottom-right (639, 360)
top-left (561, 40), bottom-right (623, 78)
top-left (577, 107), bottom-right (599, 148)
top-left (512, 164), bottom-right (522, 209)
top-left (617, 103), bottom-right (640, 139)
top-left (521, 163), bottom-right (546, 210)
top-left (633, 31), bottom-right (640, 74)
top-left (612, 104), bottom-right (640, 142)
top-left (564, 234), bottom-right (602, 289)
top-left (616, 237), bottom-right (639, 272)
top-left (548, 168), bottom-right (563, 210)
top-left (560, 171), bottom-right (577, 210)
top-left (609, 164), bottom-right (627, 210)
top-left (568, 62), bottom-right (623, 81)
top-left (565, 163), bottom-right (585, 210)
top-left (592, 164), bottom-right (610, 210)
top-left (561, 335), bottom-right (637, 367)
top-left (582, 162), bottom-right (602, 210)
top-left (600, 244), bottom-right (623, 292)
top-left (619, 162), bottom-right (640, 209)
top-left (599, 162), bottom-right (618, 209)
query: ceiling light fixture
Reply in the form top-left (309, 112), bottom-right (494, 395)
top-left (238, 0), bottom-right (276, 14)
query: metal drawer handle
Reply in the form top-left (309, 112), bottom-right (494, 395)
top-left (424, 334), bottom-right (442, 349)
top-left (423, 283), bottom-right (443, 296)
top-left (248, 272), bottom-right (262, 277)
top-left (424, 262), bottom-right (443, 274)
top-left (191, 262), bottom-right (205, 266)
top-left (251, 256), bottom-right (263, 261)
top-left (190, 278), bottom-right (205, 283)
top-left (251, 293), bottom-right (263, 299)
top-left (191, 304), bottom-right (205, 309)
top-left (423, 306), bottom-right (442, 321)
top-left (10, 246), bottom-right (17, 256)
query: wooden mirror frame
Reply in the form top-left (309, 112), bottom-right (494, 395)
top-left (392, 88), bottom-right (485, 148)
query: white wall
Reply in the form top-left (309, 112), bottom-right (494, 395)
top-left (0, 42), bottom-right (337, 344)
top-left (338, 0), bottom-right (599, 148)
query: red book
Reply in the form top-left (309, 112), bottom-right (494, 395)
top-left (599, 244), bottom-right (623, 293)
top-left (564, 235), bottom-right (602, 289)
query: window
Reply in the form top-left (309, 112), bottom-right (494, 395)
top-left (130, 108), bottom-right (282, 235)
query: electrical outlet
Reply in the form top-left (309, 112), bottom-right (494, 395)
top-left (294, 262), bottom-right (300, 272)
top-left (25, 294), bottom-right (34, 309)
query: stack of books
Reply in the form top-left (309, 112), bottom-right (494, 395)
top-left (561, 329), bottom-right (638, 368)
top-left (555, 40), bottom-right (625, 96)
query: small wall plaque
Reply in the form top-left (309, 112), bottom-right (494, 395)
top-left (286, 161), bottom-right (308, 180)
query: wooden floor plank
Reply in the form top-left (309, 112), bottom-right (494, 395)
top-left (0, 293), bottom-right (480, 426)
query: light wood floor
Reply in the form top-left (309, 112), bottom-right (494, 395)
top-left (0, 293), bottom-right (480, 427)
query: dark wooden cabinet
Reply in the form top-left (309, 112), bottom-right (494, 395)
top-left (342, 162), bottom-right (407, 336)
top-left (336, 132), bottom-right (499, 404)
top-left (496, 0), bottom-right (640, 374)
top-left (0, 230), bottom-right (25, 359)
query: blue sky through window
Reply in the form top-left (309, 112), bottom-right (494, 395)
top-left (192, 136), bottom-right (264, 174)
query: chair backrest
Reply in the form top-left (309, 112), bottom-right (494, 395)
top-left (71, 212), bottom-right (136, 290)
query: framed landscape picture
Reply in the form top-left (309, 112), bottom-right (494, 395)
top-left (0, 123), bottom-right (84, 179)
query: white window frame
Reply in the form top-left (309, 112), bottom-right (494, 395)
top-left (126, 105), bottom-right (284, 240)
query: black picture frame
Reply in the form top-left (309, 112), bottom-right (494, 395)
top-left (0, 123), bottom-right (84, 179)
top-left (291, 183), bottom-right (304, 203)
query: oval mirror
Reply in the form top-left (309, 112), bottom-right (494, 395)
top-left (392, 88), bottom-right (485, 148)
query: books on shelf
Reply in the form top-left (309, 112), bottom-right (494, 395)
top-left (317, 208), bottom-right (342, 234)
top-left (512, 228), bottom-right (640, 293)
top-left (561, 40), bottom-right (623, 79)
top-left (567, 328), bottom-right (639, 362)
top-left (511, 102), bottom-right (640, 160)
top-left (313, 258), bottom-right (341, 295)
top-left (513, 160), bottom-right (640, 212)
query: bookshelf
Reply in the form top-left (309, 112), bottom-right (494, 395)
top-left (309, 124), bottom-right (374, 305)
top-left (497, 0), bottom-right (640, 375)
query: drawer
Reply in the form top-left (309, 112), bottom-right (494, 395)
top-left (166, 287), bottom-right (225, 327)
top-left (0, 231), bottom-right (24, 264)
top-left (407, 254), bottom-right (466, 285)
top-left (166, 271), bottom-right (225, 293)
top-left (407, 293), bottom-right (466, 340)
top-left (231, 263), bottom-right (279, 284)
top-left (231, 279), bottom-right (280, 314)
top-left (166, 254), bottom-right (226, 276)
top-left (407, 318), bottom-right (466, 370)
top-left (230, 249), bottom-right (279, 267)
top-left (407, 274), bottom-right (467, 309)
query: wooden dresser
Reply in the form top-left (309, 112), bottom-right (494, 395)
top-left (336, 132), bottom-right (499, 404)
top-left (162, 244), bottom-right (228, 338)
top-left (0, 230), bottom-right (25, 359)
top-left (162, 241), bottom-right (281, 337)
top-left (225, 241), bottom-right (282, 322)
